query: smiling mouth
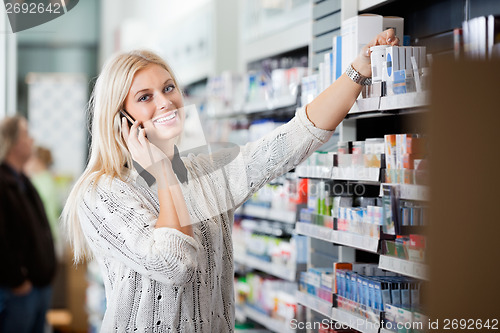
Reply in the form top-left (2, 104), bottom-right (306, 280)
top-left (153, 110), bottom-right (177, 124)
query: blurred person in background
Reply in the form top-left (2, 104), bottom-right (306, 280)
top-left (25, 145), bottom-right (63, 259)
top-left (62, 30), bottom-right (398, 332)
top-left (0, 116), bottom-right (57, 333)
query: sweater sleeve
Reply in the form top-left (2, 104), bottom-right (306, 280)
top-left (180, 106), bottom-right (333, 223)
top-left (233, 105), bottom-right (333, 205)
top-left (78, 178), bottom-right (199, 286)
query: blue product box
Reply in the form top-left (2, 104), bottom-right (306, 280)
top-left (368, 278), bottom-right (376, 310)
top-left (391, 282), bottom-right (402, 306)
top-left (362, 277), bottom-right (370, 307)
top-left (293, 234), bottom-right (308, 264)
top-left (351, 272), bottom-right (358, 302)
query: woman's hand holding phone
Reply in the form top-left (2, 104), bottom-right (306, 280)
top-left (121, 117), bottom-right (173, 186)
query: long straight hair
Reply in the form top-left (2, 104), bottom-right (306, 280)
top-left (61, 50), bottom-right (181, 263)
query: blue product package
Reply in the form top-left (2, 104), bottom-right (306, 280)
top-left (373, 278), bottom-right (384, 311)
top-left (337, 270), bottom-right (345, 297)
top-left (351, 272), bottom-right (359, 303)
top-left (411, 282), bottom-right (420, 308)
top-left (357, 275), bottom-right (364, 305)
top-left (293, 234), bottom-right (308, 264)
top-left (391, 282), bottom-right (402, 306)
top-left (392, 69), bottom-right (407, 94)
top-left (362, 277), bottom-right (370, 307)
top-left (368, 278), bottom-right (376, 310)
top-left (401, 282), bottom-right (411, 308)
top-left (380, 278), bottom-right (392, 311)
top-left (345, 271), bottom-right (351, 299)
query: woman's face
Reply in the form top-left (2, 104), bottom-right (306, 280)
top-left (12, 119), bottom-right (34, 164)
top-left (123, 64), bottom-right (184, 141)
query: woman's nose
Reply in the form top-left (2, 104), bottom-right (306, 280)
top-left (156, 94), bottom-right (172, 110)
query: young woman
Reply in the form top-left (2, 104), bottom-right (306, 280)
top-left (62, 29), bottom-right (398, 332)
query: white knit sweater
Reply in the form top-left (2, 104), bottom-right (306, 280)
top-left (78, 106), bottom-right (333, 332)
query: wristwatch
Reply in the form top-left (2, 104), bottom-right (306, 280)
top-left (345, 64), bottom-right (372, 86)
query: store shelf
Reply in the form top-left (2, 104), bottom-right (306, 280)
top-left (296, 166), bottom-right (381, 183)
top-left (379, 92), bottom-right (429, 111)
top-left (296, 291), bottom-right (333, 319)
top-left (398, 184), bottom-right (429, 201)
top-left (331, 167), bottom-right (381, 182)
top-left (242, 19), bottom-right (311, 64)
top-left (243, 95), bottom-right (298, 114)
top-left (297, 291), bottom-right (381, 333)
top-left (296, 222), bottom-right (379, 253)
top-left (214, 101), bottom-right (298, 120)
top-left (244, 306), bottom-right (295, 333)
top-left (358, 0), bottom-right (393, 11)
top-left (331, 307), bottom-right (381, 333)
top-left (348, 92), bottom-right (429, 118)
top-left (235, 305), bottom-right (247, 323)
top-left (378, 255), bottom-right (429, 280)
top-left (378, 184), bottom-right (429, 201)
top-left (234, 253), bottom-right (297, 281)
top-left (241, 205), bottom-right (296, 224)
top-left (351, 97), bottom-right (381, 113)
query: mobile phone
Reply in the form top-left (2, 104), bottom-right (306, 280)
top-left (120, 109), bottom-right (144, 129)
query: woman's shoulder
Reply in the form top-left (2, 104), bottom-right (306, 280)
top-left (82, 169), bottom-right (138, 200)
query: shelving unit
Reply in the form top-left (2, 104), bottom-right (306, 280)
top-left (296, 291), bottom-right (382, 333)
top-left (349, 91), bottom-right (429, 115)
top-left (378, 255), bottom-right (429, 280)
top-left (296, 222), bottom-right (380, 254)
top-left (239, 4), bottom-right (311, 70)
top-left (357, 0), bottom-right (393, 12)
top-left (296, 166), bottom-right (382, 182)
top-left (296, 291), bottom-right (333, 319)
top-left (293, 2), bottom-right (439, 332)
top-left (240, 205), bottom-right (297, 225)
top-left (244, 306), bottom-right (296, 333)
top-left (234, 253), bottom-right (299, 282)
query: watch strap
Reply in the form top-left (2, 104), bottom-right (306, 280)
top-left (345, 64), bottom-right (372, 86)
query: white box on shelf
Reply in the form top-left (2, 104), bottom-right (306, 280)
top-left (341, 14), bottom-right (383, 72)
top-left (383, 16), bottom-right (404, 43)
top-left (385, 46), bottom-right (400, 82)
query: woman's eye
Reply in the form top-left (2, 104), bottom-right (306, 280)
top-left (164, 84), bottom-right (175, 93)
top-left (138, 95), bottom-right (150, 102)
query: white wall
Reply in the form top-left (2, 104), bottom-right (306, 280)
top-left (0, 4), bottom-right (17, 118)
top-left (99, 0), bottom-right (211, 67)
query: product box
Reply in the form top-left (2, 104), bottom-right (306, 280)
top-left (384, 303), bottom-right (398, 329)
top-left (321, 272), bottom-right (334, 292)
top-left (404, 47), bottom-right (414, 71)
top-left (396, 306), bottom-right (413, 333)
top-left (385, 46), bottom-right (400, 82)
top-left (400, 282), bottom-right (411, 308)
top-left (332, 35), bottom-right (343, 80)
top-left (309, 268), bottom-right (333, 291)
top-left (383, 16), bottom-right (404, 43)
top-left (341, 14), bottom-right (384, 72)
top-left (333, 263), bottom-right (353, 294)
top-left (412, 312), bottom-right (428, 333)
top-left (384, 135), bottom-right (397, 170)
top-left (390, 282), bottom-right (402, 306)
top-left (409, 234), bottom-right (426, 249)
top-left (398, 46), bottom-right (407, 71)
top-left (324, 52), bottom-right (333, 88)
top-left (336, 270), bottom-right (347, 297)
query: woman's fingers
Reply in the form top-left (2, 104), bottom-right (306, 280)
top-left (137, 127), bottom-right (147, 145)
top-left (121, 117), bottom-right (130, 141)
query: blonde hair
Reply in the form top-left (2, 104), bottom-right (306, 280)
top-left (0, 116), bottom-right (24, 162)
top-left (62, 50), bottom-right (181, 263)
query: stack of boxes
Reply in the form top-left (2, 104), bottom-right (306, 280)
top-left (384, 134), bottom-right (427, 185)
